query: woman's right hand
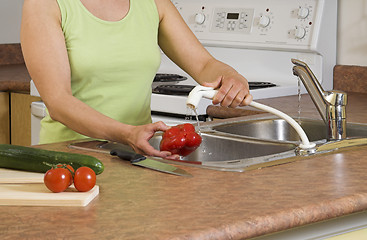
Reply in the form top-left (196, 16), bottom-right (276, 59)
top-left (125, 121), bottom-right (180, 160)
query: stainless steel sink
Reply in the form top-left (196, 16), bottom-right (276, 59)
top-left (69, 116), bottom-right (367, 172)
top-left (148, 132), bottom-right (297, 171)
top-left (208, 117), bottom-right (367, 144)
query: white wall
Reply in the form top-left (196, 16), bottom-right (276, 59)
top-left (337, 0), bottom-right (367, 66)
top-left (0, 0), bottom-right (23, 44)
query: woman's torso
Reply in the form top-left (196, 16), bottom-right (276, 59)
top-left (40, 0), bottom-right (161, 144)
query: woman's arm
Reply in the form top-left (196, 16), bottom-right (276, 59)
top-left (21, 0), bottom-right (173, 158)
top-left (155, 0), bottom-right (253, 108)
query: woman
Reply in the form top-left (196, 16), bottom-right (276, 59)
top-left (21, 0), bottom-right (253, 159)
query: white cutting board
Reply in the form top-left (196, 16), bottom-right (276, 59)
top-left (0, 168), bottom-right (44, 183)
top-left (0, 168), bottom-right (99, 206)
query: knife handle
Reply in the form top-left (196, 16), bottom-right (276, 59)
top-left (110, 149), bottom-right (146, 163)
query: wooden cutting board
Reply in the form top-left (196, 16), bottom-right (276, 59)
top-left (0, 184), bottom-right (99, 207)
top-left (0, 168), bottom-right (99, 206)
top-left (0, 168), bottom-right (44, 183)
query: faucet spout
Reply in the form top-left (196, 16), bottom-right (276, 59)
top-left (186, 86), bottom-right (218, 109)
top-left (291, 59), bottom-right (348, 140)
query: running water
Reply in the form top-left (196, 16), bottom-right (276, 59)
top-left (297, 77), bottom-right (302, 124)
top-left (187, 107), bottom-right (207, 155)
top-left (193, 108), bottom-right (201, 134)
top-left (185, 107), bottom-right (192, 121)
top-left (186, 107), bottom-right (201, 134)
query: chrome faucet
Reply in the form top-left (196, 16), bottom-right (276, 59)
top-left (292, 59), bottom-right (347, 141)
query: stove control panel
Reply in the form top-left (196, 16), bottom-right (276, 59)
top-left (171, 0), bottom-right (326, 51)
top-left (211, 8), bottom-right (254, 34)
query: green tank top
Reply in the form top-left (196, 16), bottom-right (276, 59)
top-left (39, 0), bottom-right (161, 144)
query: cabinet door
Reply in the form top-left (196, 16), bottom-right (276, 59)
top-left (10, 92), bottom-right (41, 146)
top-left (0, 92), bottom-right (10, 144)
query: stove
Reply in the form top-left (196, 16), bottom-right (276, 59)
top-left (150, 0), bottom-right (337, 120)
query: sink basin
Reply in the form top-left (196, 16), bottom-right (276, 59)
top-left (209, 117), bottom-right (367, 144)
top-left (149, 132), bottom-right (297, 171)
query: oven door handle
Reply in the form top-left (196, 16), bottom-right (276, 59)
top-left (31, 101), bottom-right (47, 118)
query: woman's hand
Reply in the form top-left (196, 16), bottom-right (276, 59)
top-left (125, 121), bottom-right (180, 160)
top-left (202, 68), bottom-right (253, 108)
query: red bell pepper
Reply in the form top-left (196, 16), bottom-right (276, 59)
top-left (160, 123), bottom-right (202, 156)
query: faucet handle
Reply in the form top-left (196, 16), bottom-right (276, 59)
top-left (325, 90), bottom-right (347, 106)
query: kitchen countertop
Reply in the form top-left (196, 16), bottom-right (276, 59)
top-left (0, 44), bottom-right (30, 93)
top-left (0, 63), bottom-right (31, 92)
top-left (1, 93), bottom-right (367, 239)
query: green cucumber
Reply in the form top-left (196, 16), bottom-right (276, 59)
top-left (0, 144), bottom-right (104, 175)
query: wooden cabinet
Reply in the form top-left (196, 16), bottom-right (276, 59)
top-left (0, 92), bottom-right (10, 144)
top-left (10, 92), bottom-right (41, 146)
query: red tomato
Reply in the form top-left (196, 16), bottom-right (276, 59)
top-left (44, 168), bottom-right (71, 193)
top-left (56, 164), bottom-right (74, 173)
top-left (73, 167), bottom-right (96, 192)
top-left (56, 164), bottom-right (74, 186)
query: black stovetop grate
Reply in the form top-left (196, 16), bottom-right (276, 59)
top-left (152, 82), bottom-right (276, 96)
top-left (153, 74), bottom-right (187, 82)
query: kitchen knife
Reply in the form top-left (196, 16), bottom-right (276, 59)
top-left (110, 149), bottom-right (192, 177)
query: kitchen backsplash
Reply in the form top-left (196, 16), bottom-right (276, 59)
top-left (334, 65), bottom-right (367, 94)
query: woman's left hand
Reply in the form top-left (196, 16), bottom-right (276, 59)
top-left (125, 121), bottom-right (180, 160)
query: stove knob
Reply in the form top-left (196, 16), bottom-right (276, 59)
top-left (298, 7), bottom-right (309, 19)
top-left (295, 26), bottom-right (306, 39)
top-left (259, 15), bottom-right (270, 28)
top-left (195, 13), bottom-right (206, 25)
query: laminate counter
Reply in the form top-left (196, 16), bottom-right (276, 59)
top-left (1, 93), bottom-right (367, 239)
top-left (0, 63), bottom-right (30, 92)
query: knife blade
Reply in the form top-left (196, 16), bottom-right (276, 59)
top-left (110, 149), bottom-right (192, 177)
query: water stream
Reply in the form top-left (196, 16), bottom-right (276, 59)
top-left (297, 77), bottom-right (302, 124)
top-left (186, 107), bottom-right (201, 134)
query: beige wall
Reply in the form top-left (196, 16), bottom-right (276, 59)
top-left (338, 0), bottom-right (367, 66)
